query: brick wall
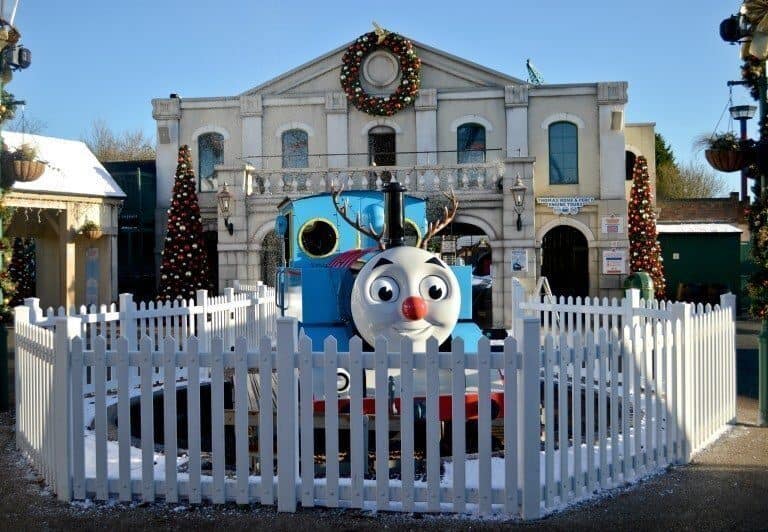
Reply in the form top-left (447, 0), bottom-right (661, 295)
top-left (657, 192), bottom-right (743, 223)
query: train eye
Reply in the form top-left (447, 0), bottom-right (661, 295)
top-left (419, 276), bottom-right (448, 301)
top-left (370, 277), bottom-right (400, 302)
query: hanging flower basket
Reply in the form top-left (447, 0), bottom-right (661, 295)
top-left (704, 148), bottom-right (748, 173)
top-left (3, 159), bottom-right (46, 182)
top-left (79, 221), bottom-right (102, 240)
top-left (85, 229), bottom-right (102, 240)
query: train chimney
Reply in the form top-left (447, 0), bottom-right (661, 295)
top-left (383, 180), bottom-right (406, 248)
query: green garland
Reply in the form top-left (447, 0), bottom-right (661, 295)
top-left (340, 30), bottom-right (420, 116)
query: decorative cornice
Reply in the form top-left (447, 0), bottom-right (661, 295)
top-left (505, 85), bottom-right (529, 108)
top-left (415, 88), bottom-right (437, 111)
top-left (240, 94), bottom-right (263, 117)
top-left (324, 92), bottom-right (347, 113)
top-left (597, 82), bottom-right (628, 105)
top-left (151, 98), bottom-right (181, 121)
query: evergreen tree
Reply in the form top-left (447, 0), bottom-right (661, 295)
top-left (628, 155), bottom-right (666, 299)
top-left (747, 190), bottom-right (768, 318)
top-left (8, 237), bottom-right (34, 307)
top-left (157, 145), bottom-right (211, 301)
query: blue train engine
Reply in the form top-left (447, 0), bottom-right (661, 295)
top-left (274, 183), bottom-right (485, 359)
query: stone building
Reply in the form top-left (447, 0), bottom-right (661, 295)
top-left (151, 30), bottom-right (655, 327)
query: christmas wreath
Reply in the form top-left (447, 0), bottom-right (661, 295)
top-left (340, 29), bottom-right (420, 116)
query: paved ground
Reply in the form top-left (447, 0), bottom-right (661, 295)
top-left (0, 320), bottom-right (765, 530)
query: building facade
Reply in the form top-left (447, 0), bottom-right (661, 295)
top-left (152, 31), bottom-right (655, 327)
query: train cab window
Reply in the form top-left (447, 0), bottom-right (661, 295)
top-left (298, 218), bottom-right (338, 258)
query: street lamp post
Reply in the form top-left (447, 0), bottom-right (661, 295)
top-left (0, 1), bottom-right (31, 411)
top-left (730, 104), bottom-right (757, 203)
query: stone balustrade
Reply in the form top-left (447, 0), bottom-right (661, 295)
top-left (246, 161), bottom-right (505, 196)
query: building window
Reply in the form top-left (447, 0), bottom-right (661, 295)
top-left (198, 133), bottom-right (224, 192)
top-left (626, 150), bottom-right (637, 181)
top-left (548, 121), bottom-right (578, 184)
top-left (282, 129), bottom-right (309, 168)
top-left (457, 123), bottom-right (486, 163)
top-left (368, 126), bottom-right (396, 166)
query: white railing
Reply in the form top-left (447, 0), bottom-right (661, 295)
top-left (13, 292), bottom-right (736, 517)
top-left (249, 162), bottom-right (504, 196)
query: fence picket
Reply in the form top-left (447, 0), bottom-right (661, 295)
top-left (477, 336), bottom-right (492, 516)
top-left (187, 337), bottom-right (202, 505)
top-left (299, 334), bottom-right (314, 508)
top-left (585, 332), bottom-right (595, 493)
top-left (139, 336), bottom-right (155, 502)
top-left (374, 337), bottom-right (389, 511)
top-left (598, 329), bottom-right (608, 489)
top-left (572, 332), bottom-right (584, 498)
top-left (632, 324), bottom-right (643, 477)
top-left (503, 335), bottom-right (518, 514)
top-left (211, 338), bottom-right (225, 504)
top-left (400, 338), bottom-right (415, 513)
top-left (94, 336), bottom-right (108, 501)
top-left (426, 338), bottom-right (440, 513)
top-left (544, 334), bottom-right (555, 506)
top-left (324, 336), bottom-right (340, 508)
top-left (117, 337), bottom-right (131, 502)
top-left (260, 335), bottom-right (275, 506)
top-left (558, 332), bottom-right (569, 504)
top-left (349, 336), bottom-right (364, 509)
top-left (451, 337), bottom-right (467, 513)
top-left (609, 331), bottom-right (620, 486)
top-left (164, 337), bottom-right (179, 503)
top-left (235, 337), bottom-right (249, 505)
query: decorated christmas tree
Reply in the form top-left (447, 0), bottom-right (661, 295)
top-left (157, 145), bottom-right (212, 301)
top-left (628, 155), bottom-right (666, 299)
top-left (8, 237), bottom-right (34, 307)
top-left (747, 187), bottom-right (768, 319)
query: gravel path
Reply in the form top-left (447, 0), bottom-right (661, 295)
top-left (0, 395), bottom-right (765, 531)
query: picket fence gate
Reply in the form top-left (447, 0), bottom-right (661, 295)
top-left (14, 290), bottom-right (736, 518)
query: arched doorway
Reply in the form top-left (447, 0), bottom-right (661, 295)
top-left (541, 225), bottom-right (589, 299)
top-left (260, 230), bottom-right (283, 287)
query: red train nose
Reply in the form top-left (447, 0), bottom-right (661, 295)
top-left (402, 296), bottom-right (427, 320)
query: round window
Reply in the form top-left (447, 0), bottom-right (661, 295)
top-left (299, 218), bottom-right (338, 258)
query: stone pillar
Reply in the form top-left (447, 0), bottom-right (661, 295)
top-left (216, 167), bottom-right (251, 289)
top-left (499, 157), bottom-right (537, 327)
top-left (325, 92), bottom-right (348, 168)
top-left (240, 94), bottom-right (263, 169)
top-left (505, 85), bottom-right (529, 158)
top-left (152, 97), bottom-right (182, 287)
top-left (415, 89), bottom-right (437, 165)
top-left (597, 82), bottom-right (628, 200)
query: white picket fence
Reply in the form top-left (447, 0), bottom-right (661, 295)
top-left (14, 287), bottom-right (736, 517)
top-left (20, 284), bottom-right (278, 395)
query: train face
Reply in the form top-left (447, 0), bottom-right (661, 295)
top-left (275, 189), bottom-right (485, 371)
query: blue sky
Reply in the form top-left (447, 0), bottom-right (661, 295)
top-left (7, 0), bottom-right (750, 193)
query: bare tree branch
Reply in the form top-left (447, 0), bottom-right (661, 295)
top-left (81, 119), bottom-right (156, 162)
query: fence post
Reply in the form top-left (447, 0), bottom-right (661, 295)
top-left (519, 316), bottom-right (541, 519)
top-left (624, 288), bottom-right (641, 330)
top-left (53, 316), bottom-right (82, 501)
top-left (671, 301), bottom-right (692, 463)
top-left (257, 282), bottom-right (268, 340)
top-left (276, 317), bottom-right (298, 512)
top-left (118, 293), bottom-right (137, 351)
top-left (510, 278), bottom-right (527, 342)
top-left (224, 287), bottom-right (235, 349)
top-left (233, 280), bottom-right (241, 292)
top-left (14, 305), bottom-right (30, 444)
top-left (195, 290), bottom-right (209, 351)
top-left (23, 297), bottom-right (42, 325)
top-left (719, 293), bottom-right (737, 424)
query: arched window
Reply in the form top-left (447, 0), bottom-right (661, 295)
top-left (198, 132), bottom-right (224, 191)
top-left (548, 121), bottom-right (578, 184)
top-left (282, 129), bottom-right (309, 168)
top-left (626, 150), bottom-right (637, 181)
top-left (457, 123), bottom-right (486, 163)
top-left (368, 126), bottom-right (396, 166)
